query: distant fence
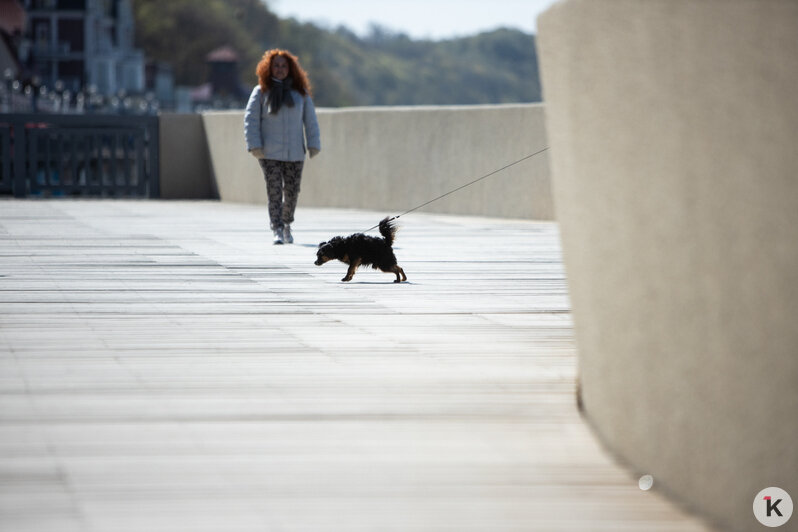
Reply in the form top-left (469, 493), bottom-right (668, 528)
top-left (0, 114), bottom-right (159, 198)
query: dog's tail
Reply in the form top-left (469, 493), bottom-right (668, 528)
top-left (378, 217), bottom-right (398, 246)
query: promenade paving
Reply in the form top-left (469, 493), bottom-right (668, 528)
top-left (0, 199), bottom-right (711, 531)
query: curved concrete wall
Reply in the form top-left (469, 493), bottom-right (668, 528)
top-left (200, 104), bottom-right (553, 220)
top-left (537, 1), bottom-right (798, 530)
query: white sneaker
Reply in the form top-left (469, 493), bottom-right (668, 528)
top-left (283, 224), bottom-right (293, 244)
top-left (273, 228), bottom-right (284, 245)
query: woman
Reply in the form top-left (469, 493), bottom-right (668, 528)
top-left (244, 49), bottom-right (321, 244)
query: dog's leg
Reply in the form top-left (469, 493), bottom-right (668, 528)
top-left (390, 265), bottom-right (407, 283)
top-left (342, 259), bottom-right (361, 282)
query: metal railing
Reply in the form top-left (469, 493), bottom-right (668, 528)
top-left (0, 114), bottom-right (159, 198)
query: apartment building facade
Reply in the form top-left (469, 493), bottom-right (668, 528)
top-left (23, 0), bottom-right (143, 94)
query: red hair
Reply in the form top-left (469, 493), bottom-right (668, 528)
top-left (255, 49), bottom-right (312, 96)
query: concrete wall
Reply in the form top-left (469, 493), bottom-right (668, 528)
top-left (159, 113), bottom-right (215, 199)
top-left (199, 104), bottom-right (553, 220)
top-left (537, 1), bottom-right (798, 530)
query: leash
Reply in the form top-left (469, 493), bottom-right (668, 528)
top-left (363, 146), bottom-right (550, 232)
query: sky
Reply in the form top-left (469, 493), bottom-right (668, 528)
top-left (268, 0), bottom-right (559, 40)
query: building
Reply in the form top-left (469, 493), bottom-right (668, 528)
top-left (206, 45), bottom-right (246, 99)
top-left (21, 0), bottom-right (144, 95)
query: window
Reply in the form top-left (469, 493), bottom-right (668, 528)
top-left (58, 19), bottom-right (84, 52)
top-left (33, 19), bottom-right (51, 48)
top-left (57, 0), bottom-right (86, 10)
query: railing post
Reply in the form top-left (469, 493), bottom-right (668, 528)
top-left (148, 116), bottom-right (160, 198)
top-left (12, 118), bottom-right (26, 198)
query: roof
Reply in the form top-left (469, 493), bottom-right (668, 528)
top-left (0, 0), bottom-right (26, 35)
top-left (206, 45), bottom-right (239, 63)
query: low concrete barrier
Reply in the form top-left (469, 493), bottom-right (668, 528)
top-left (199, 104), bottom-right (553, 220)
top-left (538, 1), bottom-right (798, 530)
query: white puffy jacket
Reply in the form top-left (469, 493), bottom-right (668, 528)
top-left (243, 85), bottom-right (321, 162)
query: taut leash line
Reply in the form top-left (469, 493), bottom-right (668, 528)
top-left (363, 146), bottom-right (550, 232)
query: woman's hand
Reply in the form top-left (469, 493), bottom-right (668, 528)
top-left (250, 148), bottom-right (265, 159)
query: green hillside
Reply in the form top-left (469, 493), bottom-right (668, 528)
top-left (133, 0), bottom-right (541, 107)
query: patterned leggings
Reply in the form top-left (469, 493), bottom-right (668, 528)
top-left (258, 159), bottom-right (304, 231)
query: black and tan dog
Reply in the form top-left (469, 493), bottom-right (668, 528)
top-left (314, 217), bottom-right (407, 283)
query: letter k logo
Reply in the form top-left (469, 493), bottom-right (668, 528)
top-left (765, 496), bottom-right (784, 517)
top-left (754, 488), bottom-right (793, 527)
